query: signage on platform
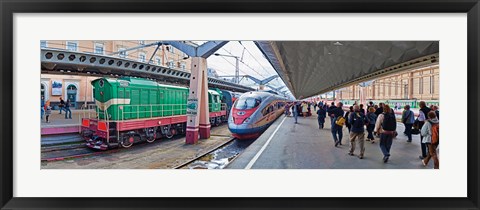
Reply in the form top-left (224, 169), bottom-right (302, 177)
top-left (186, 98), bottom-right (198, 115)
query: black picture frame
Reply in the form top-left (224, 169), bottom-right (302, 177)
top-left (1, 0), bottom-right (479, 209)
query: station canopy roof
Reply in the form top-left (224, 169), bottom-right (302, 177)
top-left (255, 41), bottom-right (439, 99)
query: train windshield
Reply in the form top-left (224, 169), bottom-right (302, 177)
top-left (235, 97), bottom-right (261, 110)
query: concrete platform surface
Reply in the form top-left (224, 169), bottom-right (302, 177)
top-left (41, 109), bottom-right (94, 135)
top-left (227, 112), bottom-right (437, 169)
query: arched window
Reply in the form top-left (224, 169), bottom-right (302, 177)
top-left (67, 84), bottom-right (77, 91)
top-left (66, 84), bottom-right (78, 105)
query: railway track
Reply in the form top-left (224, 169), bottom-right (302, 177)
top-left (173, 138), bottom-right (255, 169)
top-left (41, 142), bottom-right (115, 161)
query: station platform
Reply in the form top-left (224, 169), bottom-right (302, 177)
top-left (227, 112), bottom-right (436, 169)
top-left (41, 109), bottom-right (94, 135)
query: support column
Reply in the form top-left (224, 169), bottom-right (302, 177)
top-left (408, 72), bottom-right (414, 99)
top-left (198, 58), bottom-right (211, 139)
top-left (372, 83), bottom-right (375, 100)
top-left (186, 57), bottom-right (210, 144)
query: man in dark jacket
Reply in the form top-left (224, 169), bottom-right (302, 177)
top-left (331, 102), bottom-right (344, 147)
top-left (64, 99), bottom-right (72, 119)
top-left (58, 97), bottom-right (65, 114)
top-left (374, 102), bottom-right (384, 117)
top-left (348, 105), bottom-right (367, 159)
top-left (327, 102), bottom-right (337, 128)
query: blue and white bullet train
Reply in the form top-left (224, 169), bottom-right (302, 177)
top-left (228, 91), bottom-right (289, 140)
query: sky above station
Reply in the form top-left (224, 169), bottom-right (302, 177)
top-left (195, 41), bottom-right (291, 97)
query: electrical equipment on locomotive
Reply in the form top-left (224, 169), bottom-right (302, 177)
top-left (228, 91), bottom-right (288, 140)
top-left (81, 77), bottom-right (229, 150)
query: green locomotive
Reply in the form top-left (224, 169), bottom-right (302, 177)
top-left (82, 77), bottom-right (228, 149)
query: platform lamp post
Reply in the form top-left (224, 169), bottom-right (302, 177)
top-left (214, 53), bottom-right (240, 84)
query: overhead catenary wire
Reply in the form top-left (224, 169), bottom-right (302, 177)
top-left (221, 48), bottom-right (266, 79)
top-left (238, 41), bottom-right (273, 77)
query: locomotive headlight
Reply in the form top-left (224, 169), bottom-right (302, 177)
top-left (243, 117), bottom-right (251, 124)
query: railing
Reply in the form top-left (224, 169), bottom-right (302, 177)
top-left (81, 104), bottom-right (98, 119)
top-left (119, 104), bottom-right (187, 121)
top-left (82, 102), bottom-right (228, 122)
top-left (117, 103), bottom-right (228, 121)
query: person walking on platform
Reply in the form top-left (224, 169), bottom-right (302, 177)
top-left (64, 99), bottom-right (72, 119)
top-left (316, 105), bottom-right (327, 129)
top-left (374, 105), bottom-right (397, 163)
top-left (284, 103), bottom-right (291, 116)
top-left (302, 102), bottom-right (308, 118)
top-left (402, 105), bottom-right (415, 142)
top-left (331, 102), bottom-right (345, 147)
top-left (374, 102), bottom-right (384, 119)
top-left (41, 96), bottom-right (45, 120)
top-left (421, 111), bottom-right (440, 169)
top-left (367, 101), bottom-right (374, 110)
top-left (417, 101), bottom-right (432, 160)
top-left (58, 97), bottom-right (65, 114)
top-left (348, 105), bottom-right (368, 159)
top-left (359, 104), bottom-right (366, 115)
top-left (432, 105), bottom-right (439, 119)
top-left (45, 101), bottom-right (52, 123)
top-left (313, 102), bottom-right (317, 111)
top-left (344, 106), bottom-right (354, 133)
top-left (293, 101), bottom-right (299, 124)
top-left (366, 107), bottom-right (377, 143)
top-left (327, 102), bottom-right (337, 129)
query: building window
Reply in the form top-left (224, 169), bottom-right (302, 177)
top-left (430, 76), bottom-right (434, 94)
top-left (419, 77), bottom-right (423, 94)
top-left (180, 62), bottom-right (186, 70)
top-left (155, 57), bottom-right (162, 65)
top-left (395, 82), bottom-right (398, 95)
top-left (94, 43), bottom-right (104, 55)
top-left (66, 41), bottom-right (78, 51)
top-left (118, 48), bottom-right (127, 58)
top-left (41, 41), bottom-right (47, 48)
top-left (167, 46), bottom-right (174, 53)
top-left (138, 53), bottom-right (146, 62)
top-left (167, 60), bottom-right (174, 68)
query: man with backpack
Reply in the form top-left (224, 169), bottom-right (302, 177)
top-left (374, 104), bottom-right (397, 163)
top-left (421, 111), bottom-right (439, 169)
top-left (331, 102), bottom-right (345, 147)
top-left (348, 105), bottom-right (368, 159)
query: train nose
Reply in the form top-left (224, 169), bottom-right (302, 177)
top-left (228, 122), bottom-right (253, 133)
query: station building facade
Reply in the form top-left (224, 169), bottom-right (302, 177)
top-left (41, 40), bottom-right (194, 109)
top-left (335, 65), bottom-right (439, 107)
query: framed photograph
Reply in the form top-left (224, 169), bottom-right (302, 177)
top-left (1, 0), bottom-right (479, 209)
